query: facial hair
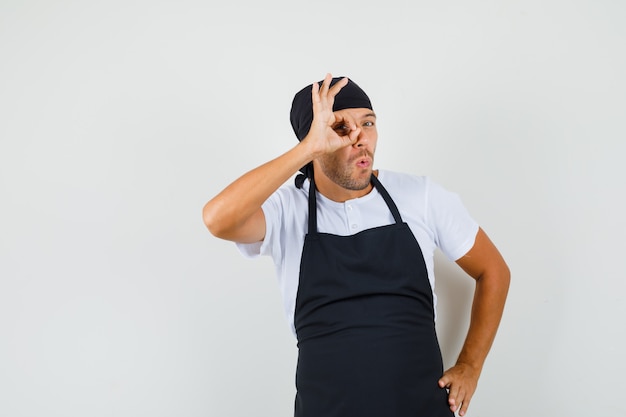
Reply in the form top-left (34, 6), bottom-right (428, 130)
top-left (317, 150), bottom-right (374, 191)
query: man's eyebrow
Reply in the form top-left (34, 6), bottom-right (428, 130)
top-left (362, 112), bottom-right (377, 118)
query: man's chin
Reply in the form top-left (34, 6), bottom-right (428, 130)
top-left (348, 172), bottom-right (373, 191)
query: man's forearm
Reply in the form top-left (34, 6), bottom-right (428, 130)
top-left (456, 267), bottom-right (510, 372)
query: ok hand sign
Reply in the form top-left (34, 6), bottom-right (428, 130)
top-left (303, 73), bottom-right (362, 156)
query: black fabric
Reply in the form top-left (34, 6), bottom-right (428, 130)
top-left (294, 163), bottom-right (312, 189)
top-left (293, 174), bottom-right (453, 417)
top-left (291, 77), bottom-right (372, 188)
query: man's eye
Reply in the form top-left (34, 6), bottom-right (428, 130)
top-left (334, 124), bottom-right (349, 133)
top-left (363, 121), bottom-right (374, 127)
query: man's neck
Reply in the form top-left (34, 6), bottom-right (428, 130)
top-left (313, 170), bottom-right (378, 203)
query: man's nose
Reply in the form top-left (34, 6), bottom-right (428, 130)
top-left (353, 130), bottom-right (368, 147)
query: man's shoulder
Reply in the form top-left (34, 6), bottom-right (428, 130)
top-left (264, 179), bottom-right (308, 212)
top-left (274, 179), bottom-right (308, 199)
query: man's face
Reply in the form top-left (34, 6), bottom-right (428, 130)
top-left (316, 108), bottom-right (378, 191)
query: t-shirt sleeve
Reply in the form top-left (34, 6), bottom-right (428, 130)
top-left (235, 190), bottom-right (285, 262)
top-left (426, 178), bottom-right (479, 261)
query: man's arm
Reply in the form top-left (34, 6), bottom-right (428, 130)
top-left (438, 227), bottom-right (511, 416)
top-left (202, 74), bottom-right (359, 243)
top-left (203, 143), bottom-right (313, 243)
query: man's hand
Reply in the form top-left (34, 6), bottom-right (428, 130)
top-left (438, 362), bottom-right (480, 416)
top-left (302, 73), bottom-right (361, 156)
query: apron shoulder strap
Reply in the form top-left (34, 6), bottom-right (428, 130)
top-left (371, 174), bottom-right (404, 224)
top-left (308, 177), bottom-right (318, 234)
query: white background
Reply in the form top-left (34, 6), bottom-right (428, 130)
top-left (1, 1), bottom-right (625, 416)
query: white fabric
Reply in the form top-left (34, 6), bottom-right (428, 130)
top-left (237, 169), bottom-right (479, 336)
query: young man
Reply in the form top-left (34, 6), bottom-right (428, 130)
top-left (203, 74), bottom-right (510, 417)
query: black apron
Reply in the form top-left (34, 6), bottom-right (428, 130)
top-left (294, 174), bottom-right (452, 417)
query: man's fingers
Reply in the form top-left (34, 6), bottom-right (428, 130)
top-left (317, 74), bottom-right (349, 107)
top-left (459, 397), bottom-right (471, 416)
top-left (328, 76), bottom-right (349, 98)
top-left (319, 73), bottom-right (332, 98)
top-left (439, 365), bottom-right (478, 416)
top-left (311, 81), bottom-right (320, 105)
top-left (441, 374), bottom-right (461, 413)
top-left (448, 384), bottom-right (459, 411)
top-left (312, 73), bottom-right (349, 109)
top-left (347, 126), bottom-right (361, 142)
top-left (457, 390), bottom-right (472, 416)
top-left (446, 384), bottom-right (472, 416)
top-left (312, 74), bottom-right (335, 113)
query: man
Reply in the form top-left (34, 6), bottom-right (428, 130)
top-left (203, 74), bottom-right (510, 417)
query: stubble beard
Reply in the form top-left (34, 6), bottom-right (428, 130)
top-left (318, 151), bottom-right (374, 191)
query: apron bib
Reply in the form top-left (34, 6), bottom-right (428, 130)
top-left (294, 174), bottom-right (452, 417)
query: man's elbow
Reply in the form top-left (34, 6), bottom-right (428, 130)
top-left (202, 201), bottom-right (265, 243)
top-left (478, 260), bottom-right (510, 291)
top-left (202, 203), bottom-right (228, 239)
top-left (493, 261), bottom-right (511, 293)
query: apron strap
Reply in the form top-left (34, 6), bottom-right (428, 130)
top-left (307, 173), bottom-right (404, 234)
top-left (308, 177), bottom-right (318, 234)
top-left (370, 174), bottom-right (404, 224)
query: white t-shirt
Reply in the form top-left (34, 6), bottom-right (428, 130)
top-left (237, 169), bottom-right (479, 336)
